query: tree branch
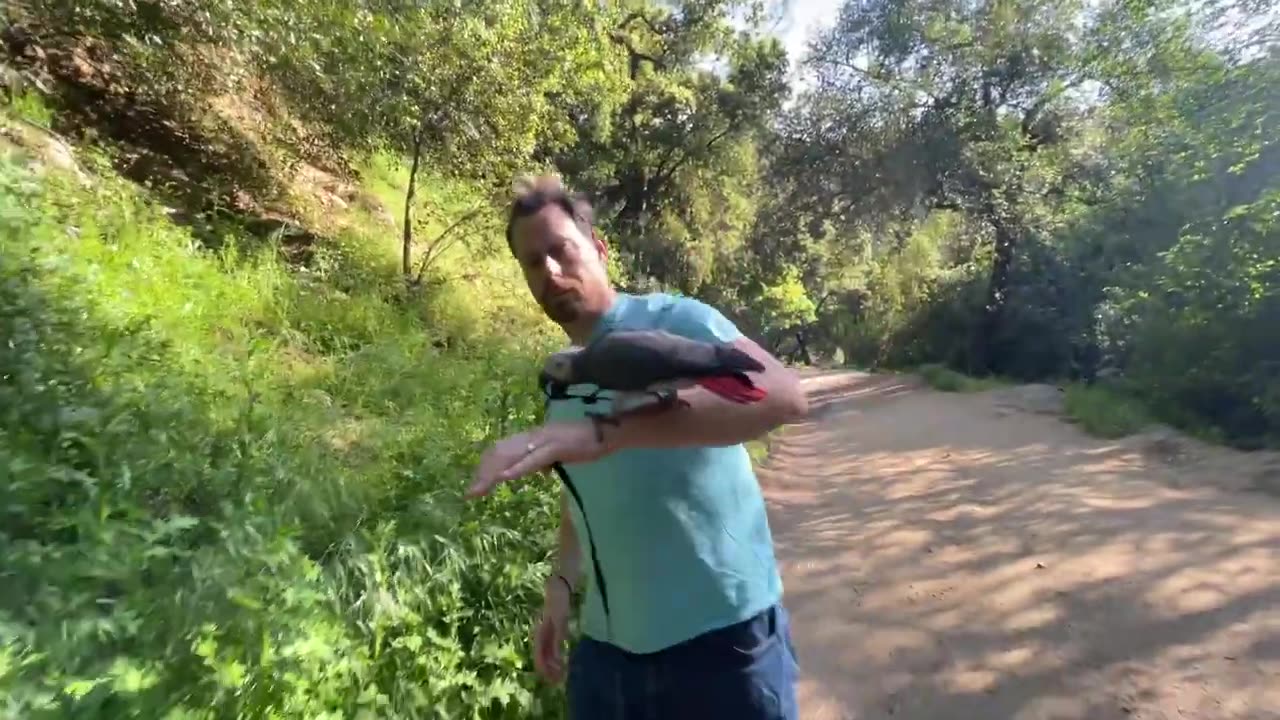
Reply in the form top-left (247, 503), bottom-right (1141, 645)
top-left (656, 124), bottom-right (735, 187)
top-left (618, 11), bottom-right (667, 39)
top-left (610, 11), bottom-right (667, 78)
top-left (609, 32), bottom-right (664, 78)
top-left (412, 205), bottom-right (488, 286)
top-left (811, 56), bottom-right (943, 103)
top-left (402, 124), bottom-right (426, 281)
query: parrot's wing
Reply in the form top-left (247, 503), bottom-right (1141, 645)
top-left (580, 330), bottom-right (762, 390)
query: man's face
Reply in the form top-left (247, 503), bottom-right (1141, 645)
top-left (510, 203), bottom-right (610, 325)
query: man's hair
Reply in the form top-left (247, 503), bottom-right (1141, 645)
top-left (505, 174), bottom-right (595, 255)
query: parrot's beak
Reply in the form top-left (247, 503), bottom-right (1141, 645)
top-left (537, 371), bottom-right (568, 399)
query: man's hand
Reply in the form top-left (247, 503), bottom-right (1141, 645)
top-left (531, 575), bottom-right (573, 684)
top-left (466, 419), bottom-right (607, 498)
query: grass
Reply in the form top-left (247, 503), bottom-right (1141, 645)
top-left (7, 87), bottom-right (56, 128)
top-left (746, 430), bottom-right (777, 465)
top-left (0, 93), bottom-right (574, 718)
top-left (916, 363), bottom-right (1009, 392)
top-left (914, 360), bottom-right (1155, 440)
top-left (1062, 382), bottom-right (1154, 439)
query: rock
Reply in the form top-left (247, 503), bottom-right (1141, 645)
top-left (1136, 427), bottom-right (1192, 465)
top-left (2, 62), bottom-right (23, 101)
top-left (992, 384), bottom-right (1066, 416)
top-left (1249, 465), bottom-right (1280, 496)
top-left (0, 116), bottom-right (91, 185)
top-left (1097, 367), bottom-right (1123, 381)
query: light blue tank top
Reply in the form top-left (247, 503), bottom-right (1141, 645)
top-left (544, 292), bottom-right (783, 654)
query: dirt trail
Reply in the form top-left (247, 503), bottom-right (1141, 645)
top-left (758, 371), bottom-right (1280, 720)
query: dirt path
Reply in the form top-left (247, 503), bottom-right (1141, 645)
top-left (758, 371), bottom-right (1280, 720)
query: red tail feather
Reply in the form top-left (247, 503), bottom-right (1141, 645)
top-left (695, 374), bottom-right (767, 403)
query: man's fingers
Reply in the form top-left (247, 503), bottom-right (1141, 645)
top-left (532, 620), bottom-right (551, 678)
top-left (465, 474), bottom-right (499, 499)
top-left (542, 617), bottom-right (566, 683)
top-left (499, 444), bottom-right (558, 483)
top-left (532, 616), bottom-right (566, 684)
top-left (465, 459), bottom-right (539, 498)
top-left (465, 439), bottom-right (556, 499)
top-left (465, 458), bottom-right (525, 498)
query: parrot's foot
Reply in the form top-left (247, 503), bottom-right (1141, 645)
top-left (584, 411), bottom-right (621, 443)
top-left (600, 393), bottom-right (689, 425)
top-left (648, 389), bottom-right (689, 410)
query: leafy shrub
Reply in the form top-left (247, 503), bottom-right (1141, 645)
top-left (1062, 383), bottom-right (1153, 439)
top-left (0, 140), bottom-right (568, 717)
top-left (1115, 190), bottom-right (1280, 448)
top-left (917, 363), bottom-right (1005, 393)
top-left (7, 88), bottom-right (55, 127)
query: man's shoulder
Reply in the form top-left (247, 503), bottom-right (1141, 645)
top-left (614, 291), bottom-right (686, 320)
top-left (616, 291), bottom-right (741, 343)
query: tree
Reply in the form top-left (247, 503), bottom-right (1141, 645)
top-left (547, 0), bottom-right (790, 292)
top-left (253, 0), bottom-right (630, 282)
top-left (791, 0), bottom-right (1110, 373)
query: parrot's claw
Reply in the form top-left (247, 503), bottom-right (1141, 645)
top-left (584, 410), bottom-right (621, 442)
top-left (651, 390), bottom-right (688, 410)
top-left (593, 392), bottom-right (689, 427)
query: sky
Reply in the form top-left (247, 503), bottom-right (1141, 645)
top-left (750, 0), bottom-right (845, 91)
top-left (770, 0), bottom-right (843, 68)
top-left (703, 0), bottom-right (843, 95)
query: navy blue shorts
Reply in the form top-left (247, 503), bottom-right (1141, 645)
top-left (566, 603), bottom-right (799, 719)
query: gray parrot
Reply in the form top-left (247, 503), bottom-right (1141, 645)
top-left (538, 329), bottom-right (767, 414)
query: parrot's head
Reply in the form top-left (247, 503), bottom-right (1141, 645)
top-left (540, 349), bottom-right (577, 384)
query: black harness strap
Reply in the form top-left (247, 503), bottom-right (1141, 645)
top-left (543, 385), bottom-right (612, 640)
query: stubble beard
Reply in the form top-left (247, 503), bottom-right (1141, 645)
top-left (541, 292), bottom-right (582, 325)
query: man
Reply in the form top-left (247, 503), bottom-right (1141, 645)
top-left (467, 175), bottom-right (807, 719)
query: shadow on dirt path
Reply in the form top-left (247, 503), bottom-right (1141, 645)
top-left (759, 371), bottom-right (1280, 720)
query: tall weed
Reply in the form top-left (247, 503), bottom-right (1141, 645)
top-left (0, 141), bottom-right (568, 718)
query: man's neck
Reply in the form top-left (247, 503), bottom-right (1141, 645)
top-left (563, 319), bottom-right (597, 346)
top-left (562, 288), bottom-right (619, 345)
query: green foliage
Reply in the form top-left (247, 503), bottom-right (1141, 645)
top-left (0, 145), bottom-right (569, 717)
top-left (750, 0), bottom-right (1279, 446)
top-left (254, 0), bottom-right (629, 181)
top-left (1063, 384), bottom-right (1153, 439)
top-left (6, 87), bottom-right (54, 127)
top-left (1118, 188), bottom-right (1280, 447)
top-left (744, 427), bottom-right (779, 465)
top-left (551, 1), bottom-right (790, 292)
top-left (917, 364), bottom-right (1007, 393)
top-left (15, 0), bottom-right (260, 107)
top-left (751, 266), bottom-right (818, 339)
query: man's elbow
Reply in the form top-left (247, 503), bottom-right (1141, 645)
top-left (777, 384), bottom-right (809, 422)
top-left (765, 373), bottom-right (808, 424)
top-left (732, 337), bottom-right (807, 423)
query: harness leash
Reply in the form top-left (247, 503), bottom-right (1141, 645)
top-left (542, 381), bottom-right (613, 641)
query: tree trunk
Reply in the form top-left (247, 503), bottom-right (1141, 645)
top-left (402, 126), bottom-right (425, 282)
top-left (412, 206), bottom-right (487, 286)
top-left (974, 213), bottom-right (1016, 375)
top-left (795, 330), bottom-right (812, 366)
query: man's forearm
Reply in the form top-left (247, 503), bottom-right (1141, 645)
top-left (552, 492), bottom-right (581, 589)
top-left (605, 380), bottom-right (807, 452)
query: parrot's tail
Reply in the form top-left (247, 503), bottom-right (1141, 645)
top-left (714, 345), bottom-right (767, 374)
top-left (696, 373), bottom-right (767, 403)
